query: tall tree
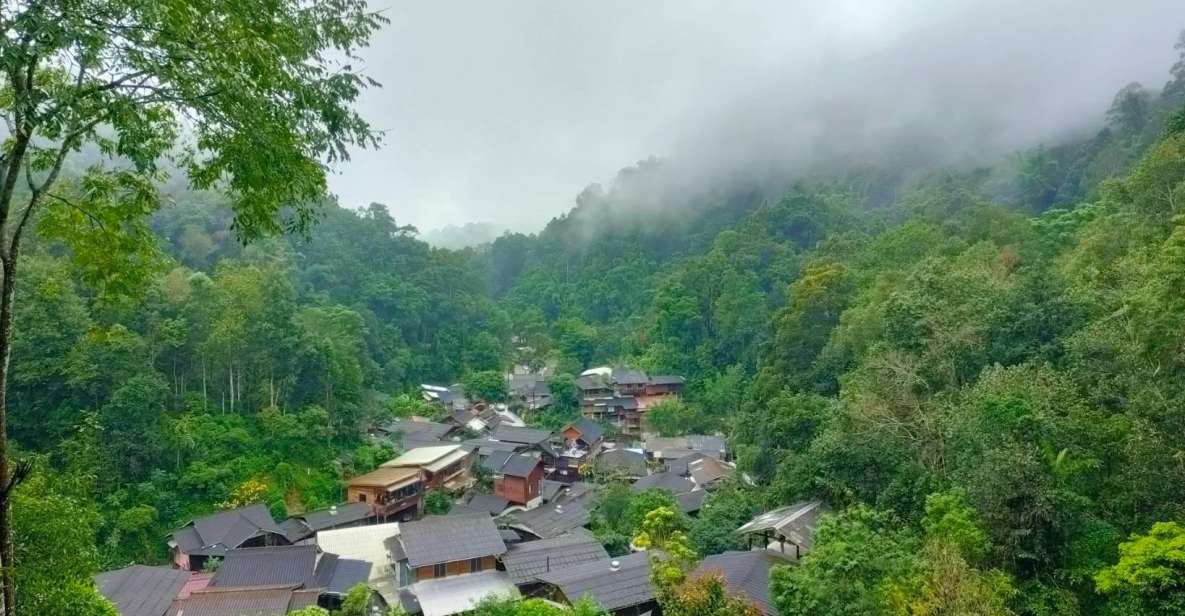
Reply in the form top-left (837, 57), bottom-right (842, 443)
top-left (0, 1), bottom-right (385, 611)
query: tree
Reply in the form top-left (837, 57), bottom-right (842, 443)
top-left (12, 464), bottom-right (117, 615)
top-left (337, 583), bottom-right (373, 616)
top-left (660, 572), bottom-right (763, 616)
top-left (424, 489), bottom-right (453, 515)
top-left (633, 506), bottom-right (697, 587)
top-left (464, 370), bottom-right (508, 403)
top-left (547, 373), bottom-right (580, 412)
top-left (643, 398), bottom-right (713, 437)
top-left (1095, 522), bottom-right (1185, 615)
top-left (288, 608), bottom-right (329, 616)
top-left (0, 2), bottom-right (386, 611)
top-left (771, 507), bottom-right (919, 616)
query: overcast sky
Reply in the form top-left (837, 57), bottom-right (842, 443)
top-left (327, 0), bottom-right (1185, 233)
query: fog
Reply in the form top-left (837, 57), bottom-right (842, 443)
top-left (328, 0), bottom-right (1185, 235)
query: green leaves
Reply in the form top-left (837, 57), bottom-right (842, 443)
top-left (1095, 522), bottom-right (1185, 615)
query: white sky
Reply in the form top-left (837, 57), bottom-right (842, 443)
top-left (327, 0), bottom-right (1185, 232)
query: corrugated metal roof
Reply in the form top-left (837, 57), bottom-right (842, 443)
top-left (563, 418), bottom-right (605, 444)
top-left (505, 494), bottom-right (594, 539)
top-left (209, 546), bottom-right (320, 589)
top-left (694, 551), bottom-right (786, 615)
top-left (631, 472), bottom-right (696, 495)
top-left (502, 531), bottom-right (609, 584)
top-left (346, 465), bottom-right (421, 488)
top-left (491, 425), bottom-right (552, 445)
top-left (595, 449), bottom-right (648, 477)
top-left (537, 551), bottom-right (654, 611)
top-left (384, 445), bottom-right (464, 467)
top-left (675, 490), bottom-right (708, 514)
top-left (497, 454), bottom-right (541, 478)
top-left (611, 367), bottom-right (649, 385)
top-left (398, 514), bottom-right (507, 568)
top-left (326, 558), bottom-right (372, 596)
top-left (94, 565), bottom-right (189, 616)
top-left (316, 522), bottom-right (403, 585)
top-left (172, 504), bottom-right (285, 557)
top-left (411, 571), bottom-right (520, 616)
top-left (467, 493), bottom-right (511, 516)
top-left (165, 585), bottom-right (317, 616)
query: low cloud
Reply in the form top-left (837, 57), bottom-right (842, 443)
top-left (329, 0), bottom-right (1185, 232)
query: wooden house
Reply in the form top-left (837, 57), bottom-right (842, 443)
top-left (168, 504), bottom-right (289, 571)
top-left (382, 444), bottom-right (474, 492)
top-left (491, 454), bottom-right (544, 507)
top-left (345, 466), bottom-right (424, 522)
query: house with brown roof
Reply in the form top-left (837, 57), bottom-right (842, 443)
top-left (165, 585), bottom-right (322, 616)
top-left (383, 444), bottom-right (475, 492)
top-left (345, 466), bottom-right (424, 522)
top-left (169, 504), bottom-right (290, 571)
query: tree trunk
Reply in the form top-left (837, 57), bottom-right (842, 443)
top-left (0, 255), bottom-right (20, 615)
top-left (201, 357), bottom-right (208, 412)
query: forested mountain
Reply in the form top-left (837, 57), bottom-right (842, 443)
top-left (10, 26), bottom-right (1185, 616)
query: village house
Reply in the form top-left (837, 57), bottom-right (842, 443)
top-left (509, 372), bottom-right (552, 410)
top-left (491, 453), bottom-right (544, 507)
top-left (552, 418), bottom-right (605, 480)
top-left (503, 482), bottom-right (599, 540)
top-left (501, 530), bottom-right (609, 593)
top-left (631, 470), bottom-right (697, 495)
top-left (422, 383), bottom-right (470, 412)
top-left (644, 433), bottom-right (728, 461)
top-left (466, 492), bottom-right (512, 516)
top-left (593, 448), bottom-right (648, 479)
top-left (736, 500), bottom-right (829, 560)
top-left (281, 501), bottom-right (375, 543)
top-left (345, 466), bottom-right (425, 522)
top-left (169, 504), bottom-right (290, 571)
top-left (383, 444), bottom-right (474, 491)
top-left (666, 451), bottom-right (737, 490)
top-left (208, 544), bottom-right (372, 610)
top-left (643, 374), bottom-right (685, 396)
top-left (316, 522), bottom-right (409, 609)
top-left (490, 424), bottom-right (557, 467)
top-left (582, 397), bottom-right (642, 437)
top-left (168, 585), bottom-right (322, 615)
top-left (374, 417), bottom-right (458, 450)
top-left (396, 513), bottom-right (508, 583)
top-left (535, 551), bottom-right (657, 616)
top-left (576, 372), bottom-right (614, 398)
top-left (94, 565), bottom-right (191, 616)
top-left (610, 367), bottom-right (649, 396)
top-left (692, 550), bottom-right (785, 615)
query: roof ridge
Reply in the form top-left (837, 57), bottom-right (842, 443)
top-left (191, 583), bottom-right (301, 594)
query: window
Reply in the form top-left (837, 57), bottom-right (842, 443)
top-left (356, 493), bottom-right (367, 503)
top-left (433, 563), bottom-right (447, 578)
top-left (469, 558), bottom-right (483, 573)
